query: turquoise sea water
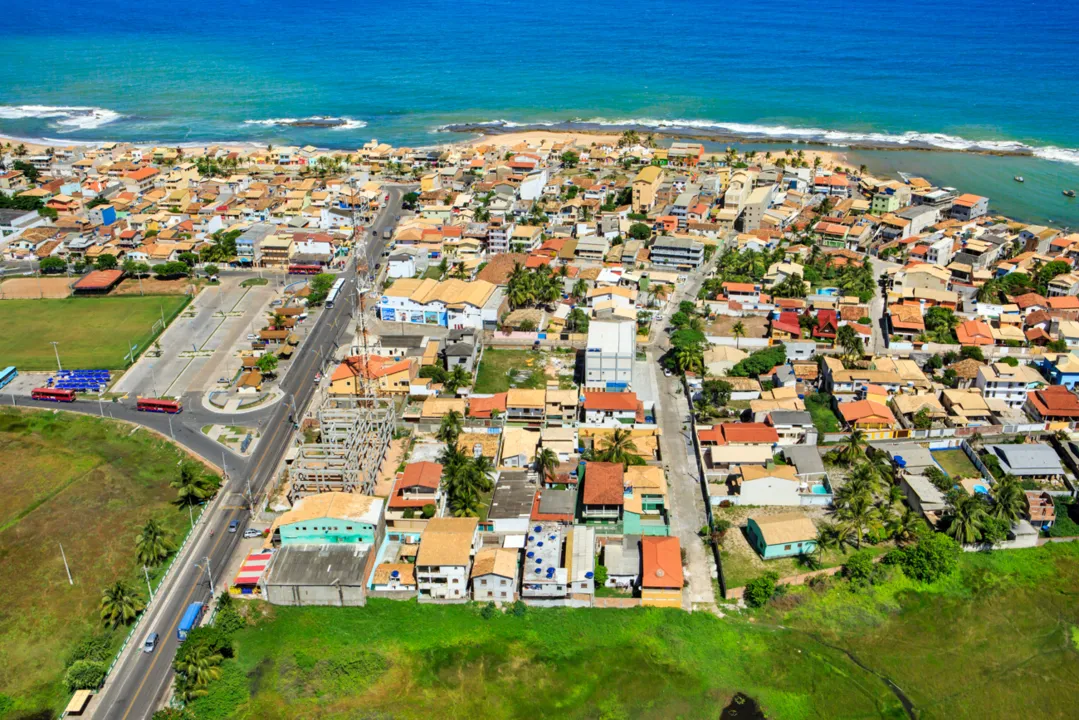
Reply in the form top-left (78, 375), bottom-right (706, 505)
top-left (1, 0), bottom-right (1078, 224)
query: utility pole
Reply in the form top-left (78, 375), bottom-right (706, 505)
top-left (49, 341), bottom-right (62, 372)
top-left (59, 542), bottom-right (73, 585)
top-left (143, 565), bottom-right (154, 601)
top-left (196, 556), bottom-right (216, 593)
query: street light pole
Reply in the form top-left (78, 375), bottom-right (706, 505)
top-left (59, 542), bottom-right (73, 585)
top-left (49, 341), bottom-right (62, 372)
top-left (196, 556), bottom-right (216, 593)
top-left (143, 565), bottom-right (155, 601)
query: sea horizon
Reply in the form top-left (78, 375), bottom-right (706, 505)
top-left (2, 0), bottom-right (1079, 225)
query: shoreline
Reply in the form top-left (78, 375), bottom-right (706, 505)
top-left (440, 122), bottom-right (1041, 160)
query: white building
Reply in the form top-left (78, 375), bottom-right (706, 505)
top-left (378, 277), bottom-right (503, 331)
top-left (650, 236), bottom-right (704, 269)
top-left (415, 517), bottom-right (479, 603)
top-left (974, 362), bottom-right (1044, 408)
top-left (471, 548), bottom-right (520, 602)
top-left (585, 321), bottom-right (636, 391)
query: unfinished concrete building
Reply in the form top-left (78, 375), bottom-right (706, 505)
top-left (288, 397), bottom-right (397, 501)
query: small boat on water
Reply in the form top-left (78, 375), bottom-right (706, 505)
top-left (1014, 176), bottom-right (1024, 183)
top-left (1065, 190), bottom-right (1077, 198)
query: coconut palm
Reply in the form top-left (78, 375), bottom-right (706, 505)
top-left (471, 455), bottom-right (495, 489)
top-left (989, 476), bottom-right (1026, 524)
top-left (887, 506), bottom-right (924, 545)
top-left (945, 493), bottom-right (988, 544)
top-left (535, 447), bottom-right (559, 482)
top-left (444, 366), bottom-right (471, 394)
top-left (135, 518), bottom-right (175, 567)
top-left (100, 581), bottom-right (144, 628)
top-left (815, 520), bottom-right (855, 563)
top-left (451, 485), bottom-right (482, 517)
top-left (731, 321), bottom-right (746, 349)
top-left (171, 464), bottom-right (217, 508)
top-left (597, 429), bottom-right (640, 469)
top-left (833, 429), bottom-right (868, 466)
top-left (175, 643), bottom-right (223, 695)
top-left (836, 324), bottom-right (863, 361)
top-left (571, 279), bottom-right (589, 302)
top-left (671, 344), bottom-right (704, 375)
top-left (436, 410), bottom-right (463, 444)
top-left (835, 488), bottom-right (878, 548)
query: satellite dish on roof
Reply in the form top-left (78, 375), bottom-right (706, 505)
top-left (655, 568), bottom-right (665, 578)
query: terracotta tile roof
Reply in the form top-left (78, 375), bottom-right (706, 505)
top-left (1028, 385), bottom-right (1079, 417)
top-left (641, 536), bottom-right (683, 589)
top-left (955, 319), bottom-right (994, 346)
top-left (468, 392), bottom-right (508, 418)
top-left (1013, 292), bottom-right (1048, 309)
top-left (838, 400), bottom-right (895, 425)
top-left (1047, 296), bottom-right (1079, 310)
top-left (582, 391), bottom-right (639, 411)
top-left (582, 462), bottom-right (625, 505)
top-left (720, 423), bottom-right (779, 445)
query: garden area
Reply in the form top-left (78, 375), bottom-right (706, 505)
top-left (0, 408), bottom-right (218, 719)
top-left (473, 349), bottom-right (559, 393)
top-left (804, 392), bottom-right (842, 434)
top-left (931, 448), bottom-right (981, 479)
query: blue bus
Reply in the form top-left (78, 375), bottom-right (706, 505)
top-left (177, 601), bottom-right (205, 642)
top-left (0, 366), bottom-right (16, 391)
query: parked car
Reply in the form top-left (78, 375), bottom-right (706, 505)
top-left (243, 528), bottom-right (262, 539)
top-left (228, 519), bottom-right (240, 533)
top-left (314, 372), bottom-right (323, 384)
top-left (664, 368), bottom-right (673, 377)
top-left (143, 632), bottom-right (159, 653)
top-left (246, 333), bottom-right (257, 340)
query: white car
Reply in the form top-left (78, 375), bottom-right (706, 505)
top-left (664, 369), bottom-right (673, 377)
top-left (246, 333), bottom-right (257, 340)
top-left (243, 528), bottom-right (262, 539)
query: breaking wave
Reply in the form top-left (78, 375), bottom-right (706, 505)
top-left (0, 104), bottom-right (123, 131)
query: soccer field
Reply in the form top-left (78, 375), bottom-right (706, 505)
top-left (0, 295), bottom-right (189, 371)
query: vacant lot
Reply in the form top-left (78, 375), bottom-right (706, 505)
top-left (932, 448), bottom-right (980, 479)
top-left (0, 408), bottom-right (202, 719)
top-left (706, 314), bottom-right (769, 339)
top-left (192, 543), bottom-right (1079, 720)
top-left (110, 277), bottom-right (192, 296)
top-left (0, 295), bottom-right (188, 370)
top-left (804, 393), bottom-right (843, 434)
top-left (473, 349), bottom-right (550, 393)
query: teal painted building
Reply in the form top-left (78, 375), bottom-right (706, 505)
top-left (746, 513), bottom-right (817, 560)
top-left (274, 492), bottom-right (384, 546)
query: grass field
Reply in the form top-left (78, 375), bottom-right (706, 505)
top-left (804, 393), bottom-right (843, 434)
top-left (932, 449), bottom-right (980, 479)
top-left (0, 295), bottom-right (189, 370)
top-left (0, 408), bottom-right (205, 719)
top-left (191, 542), bottom-right (1079, 720)
top-left (473, 349), bottom-right (548, 393)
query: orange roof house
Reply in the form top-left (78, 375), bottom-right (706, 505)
top-left (955, 319), bottom-right (994, 346)
top-left (1026, 385), bottom-right (1079, 421)
top-left (640, 536), bottom-right (684, 608)
top-left (468, 393), bottom-right (508, 419)
top-left (837, 400), bottom-right (895, 429)
top-left (329, 355), bottom-right (416, 395)
top-left (581, 462), bottom-right (624, 521)
top-left (388, 462), bottom-right (443, 510)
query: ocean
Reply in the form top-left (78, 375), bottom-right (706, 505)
top-left (2, 0), bottom-right (1078, 225)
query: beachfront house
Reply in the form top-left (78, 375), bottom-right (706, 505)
top-left (745, 513), bottom-right (818, 560)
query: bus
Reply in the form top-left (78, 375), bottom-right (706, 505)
top-left (31, 388), bottom-right (76, 402)
top-left (136, 397), bottom-right (183, 414)
top-left (324, 277), bottom-right (346, 308)
top-left (288, 264), bottom-right (322, 275)
top-left (177, 601), bottom-right (204, 642)
top-left (0, 366), bottom-right (16, 391)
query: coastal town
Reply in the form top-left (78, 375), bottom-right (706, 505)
top-left (4, 128), bottom-right (1079, 718)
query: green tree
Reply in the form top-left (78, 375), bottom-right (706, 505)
top-left (307, 273), bottom-right (336, 305)
top-left (925, 306), bottom-right (959, 344)
top-left (884, 531), bottom-right (959, 583)
top-left (944, 492), bottom-right (989, 544)
top-left (95, 253), bottom-right (118, 271)
top-left (171, 463), bottom-right (219, 508)
top-left (135, 517), bottom-right (175, 567)
top-left (39, 256), bottom-right (67, 274)
top-left (419, 364), bottom-right (448, 384)
top-left (203, 264), bottom-right (220, 277)
top-left (173, 642), bottom-right (223, 703)
top-left (535, 447), bottom-right (559, 482)
top-left (815, 520), bottom-right (856, 563)
top-left (64, 660), bottom-right (107, 691)
top-left (122, 259), bottom-right (150, 277)
top-left (628, 222), bottom-right (651, 240)
top-left (421, 503), bottom-right (437, 519)
top-left (255, 353), bottom-right (279, 376)
top-left (841, 549), bottom-right (876, 582)
top-left (401, 191), bottom-right (420, 209)
top-left (444, 365), bottom-right (471, 393)
top-left (560, 151), bottom-right (579, 168)
top-left (437, 410), bottom-right (464, 444)
top-left (100, 581), bottom-right (144, 628)
top-left (731, 321), bottom-right (746, 349)
top-left (836, 324), bottom-right (863, 361)
top-left (988, 476), bottom-right (1026, 524)
top-left (177, 251), bottom-right (200, 268)
top-left (833, 428), bottom-right (868, 466)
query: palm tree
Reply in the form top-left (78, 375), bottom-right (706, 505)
top-left (833, 429), bottom-right (868, 466)
top-left (976, 279), bottom-right (1001, 303)
top-left (671, 344), bottom-right (704, 375)
top-left (437, 410), bottom-right (463, 444)
top-left (945, 493), bottom-right (988, 544)
top-left (451, 485), bottom-right (482, 517)
top-left (136, 518), bottom-right (175, 567)
top-left (100, 581), bottom-right (144, 628)
top-left (175, 643), bottom-right (223, 696)
top-left (571, 278), bottom-right (589, 302)
top-left (444, 366), bottom-right (471, 394)
top-left (887, 506), bottom-right (923, 545)
top-left (989, 476), bottom-right (1025, 524)
top-left (535, 447), bottom-right (559, 482)
top-left (471, 455), bottom-right (494, 489)
top-left (597, 429), bottom-right (640, 468)
top-left (835, 489), bottom-right (879, 548)
top-left (836, 324), bottom-right (862, 361)
top-left (731, 321), bottom-right (746, 349)
top-left (815, 520), bottom-right (855, 563)
top-left (171, 464), bottom-right (216, 507)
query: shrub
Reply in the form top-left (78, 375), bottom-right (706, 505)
top-left (841, 549), bottom-right (875, 582)
top-left (743, 572), bottom-right (779, 608)
top-left (65, 633), bottom-right (113, 666)
top-left (480, 601), bottom-right (497, 620)
top-left (509, 600), bottom-right (527, 617)
top-left (421, 503), bottom-right (436, 519)
top-left (728, 346), bottom-right (787, 378)
top-left (593, 564), bottom-right (609, 586)
top-left (64, 660), bottom-right (107, 691)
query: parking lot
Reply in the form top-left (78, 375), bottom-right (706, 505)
top-left (113, 275), bottom-right (281, 398)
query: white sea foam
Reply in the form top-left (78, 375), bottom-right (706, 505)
top-left (244, 116), bottom-right (366, 130)
top-left (443, 116), bottom-right (1079, 167)
top-left (0, 104), bottom-right (123, 131)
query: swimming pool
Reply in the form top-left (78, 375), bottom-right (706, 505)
top-left (817, 287), bottom-right (840, 296)
top-left (811, 484), bottom-right (830, 495)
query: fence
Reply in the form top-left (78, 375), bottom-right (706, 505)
top-left (684, 376), bottom-right (727, 599)
top-left (593, 596), bottom-right (642, 609)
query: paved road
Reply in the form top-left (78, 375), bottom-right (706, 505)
top-left (74, 185), bottom-right (409, 720)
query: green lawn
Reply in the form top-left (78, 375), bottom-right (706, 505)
top-left (721, 540), bottom-right (892, 589)
top-left (191, 542), bottom-right (1079, 719)
top-left (804, 393), bottom-right (842, 434)
top-left (240, 278), bottom-right (268, 287)
top-left (0, 408), bottom-right (214, 719)
top-left (473, 349), bottom-right (548, 393)
top-left (932, 449), bottom-right (980, 479)
top-left (0, 295), bottom-right (189, 370)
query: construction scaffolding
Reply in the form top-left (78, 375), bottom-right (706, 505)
top-left (288, 396), bottom-right (397, 501)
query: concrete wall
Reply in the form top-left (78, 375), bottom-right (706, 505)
top-left (265, 583), bottom-right (367, 606)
